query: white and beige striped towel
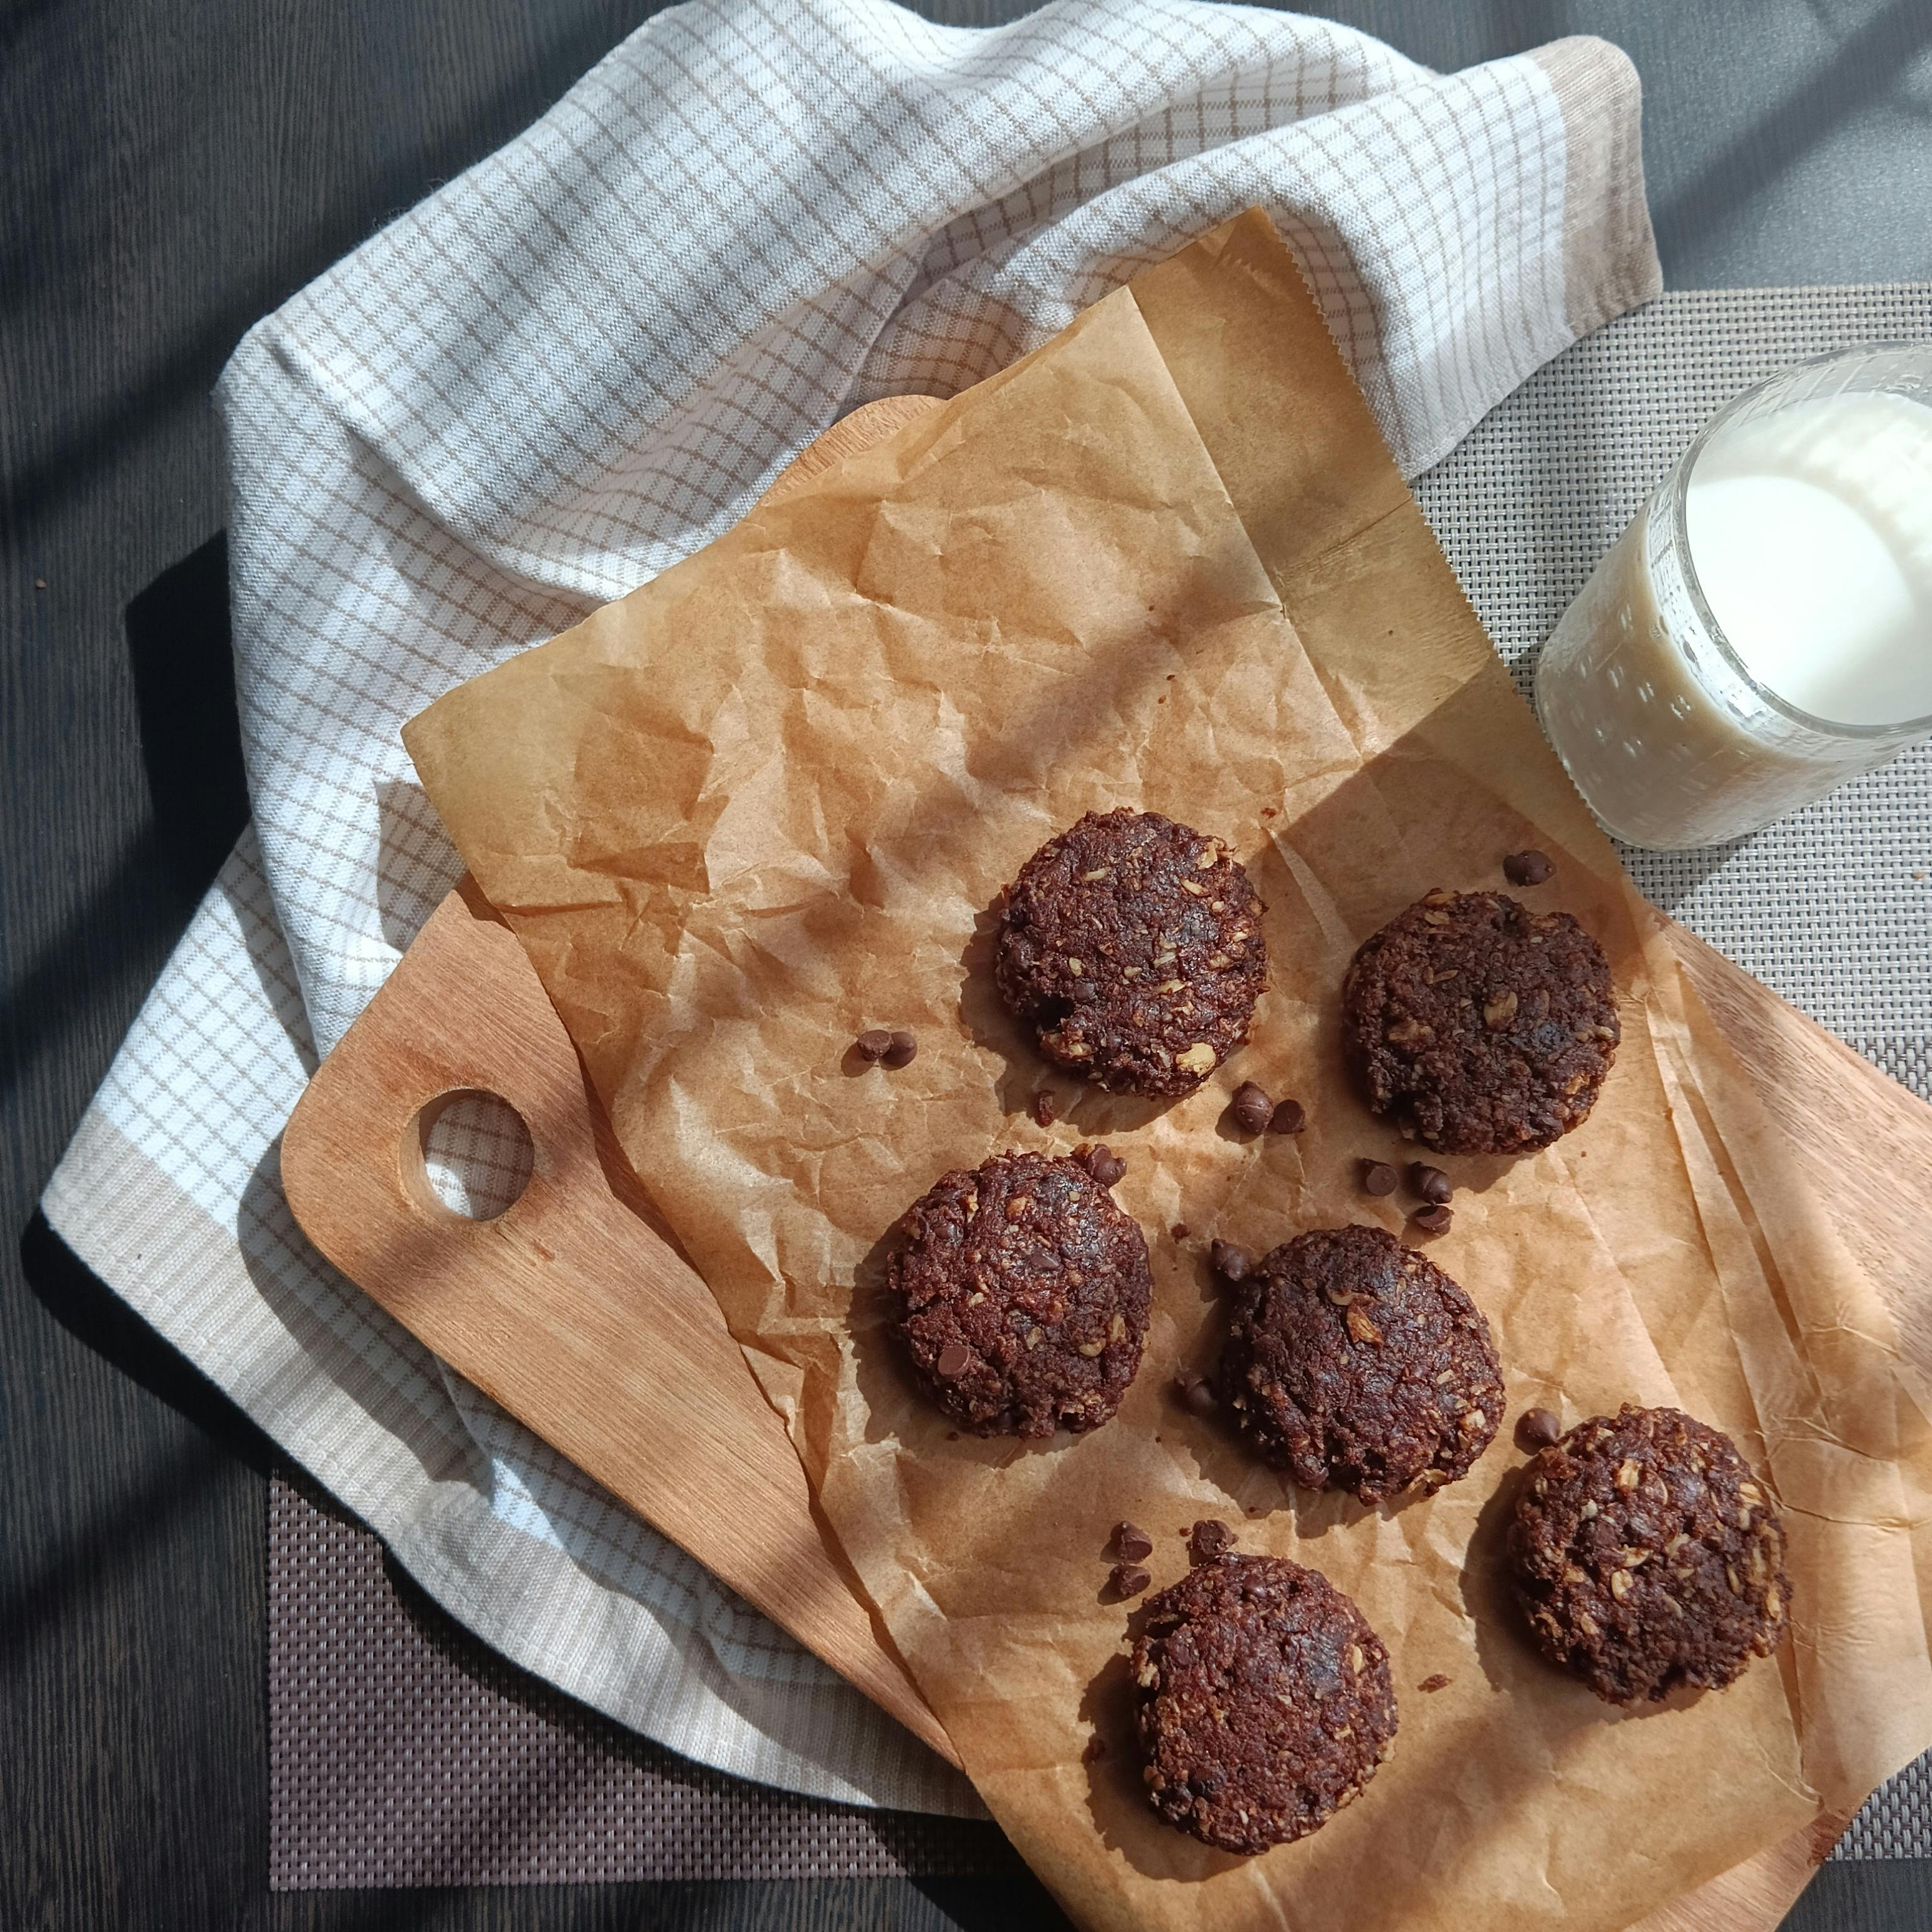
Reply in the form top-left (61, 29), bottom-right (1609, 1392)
top-left (44, 0), bottom-right (1660, 1812)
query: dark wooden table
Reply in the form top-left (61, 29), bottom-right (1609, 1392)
top-left (6, 3), bottom-right (1932, 1926)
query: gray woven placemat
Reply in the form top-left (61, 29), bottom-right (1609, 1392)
top-left (267, 1476), bottom-right (1019, 1888)
top-left (271, 282), bottom-right (1932, 1884)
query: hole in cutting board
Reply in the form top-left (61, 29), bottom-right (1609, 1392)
top-left (409, 1089), bottom-right (535, 1220)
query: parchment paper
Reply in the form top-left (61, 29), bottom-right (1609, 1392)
top-left (402, 213), bottom-right (1932, 1931)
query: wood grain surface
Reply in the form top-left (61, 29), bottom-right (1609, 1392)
top-left (9, 1), bottom-right (1932, 1929)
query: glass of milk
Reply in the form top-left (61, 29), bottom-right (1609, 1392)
top-left (1535, 343), bottom-right (1932, 849)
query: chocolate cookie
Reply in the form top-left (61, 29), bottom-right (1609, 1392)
top-left (1342, 888), bottom-right (1618, 1155)
top-left (887, 1150), bottom-right (1150, 1437)
top-left (1509, 1404), bottom-right (1791, 1704)
top-left (995, 809), bottom-right (1265, 1099)
top-left (1132, 1555), bottom-right (1396, 1854)
top-left (1218, 1224), bottom-right (1502, 1503)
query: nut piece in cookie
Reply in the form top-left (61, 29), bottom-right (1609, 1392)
top-left (995, 808), bottom-right (1266, 1099)
top-left (1132, 1554), bottom-right (1397, 1854)
top-left (1342, 889), bottom-right (1618, 1154)
top-left (1508, 1403), bottom-right (1791, 1704)
top-left (886, 1150), bottom-right (1150, 1438)
top-left (1218, 1224), bottom-right (1502, 1503)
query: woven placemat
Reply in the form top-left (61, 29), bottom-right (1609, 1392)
top-left (267, 1476), bottom-right (1020, 1888)
top-left (270, 282), bottom-right (1932, 1884)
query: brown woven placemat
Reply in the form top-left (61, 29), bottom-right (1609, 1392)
top-left (267, 1475), bottom-right (1019, 1889)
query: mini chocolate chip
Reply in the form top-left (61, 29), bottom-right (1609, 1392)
top-left (1410, 1162), bottom-right (1453, 1205)
top-left (1517, 1406), bottom-right (1562, 1450)
top-left (1409, 1203), bottom-right (1453, 1235)
top-left (1419, 1674), bottom-right (1452, 1693)
top-left (1075, 1143), bottom-right (1126, 1187)
top-left (1082, 1735), bottom-right (1108, 1763)
top-left (1229, 1080), bottom-right (1274, 1135)
top-left (1114, 1521), bottom-right (1155, 1562)
top-left (1187, 1519), bottom-right (1234, 1564)
top-left (882, 1028), bottom-right (918, 1068)
top-left (1209, 1238), bottom-right (1253, 1283)
top-left (1174, 1372), bottom-right (1219, 1417)
top-left (1269, 1097), bottom-right (1307, 1135)
top-left (1504, 848), bottom-right (1555, 886)
top-left (1360, 1159), bottom-right (1399, 1196)
top-left (1170, 1223), bottom-right (1191, 1241)
top-left (1109, 1563), bottom-right (1152, 1599)
top-left (854, 1028), bottom-right (894, 1062)
top-left (936, 1342), bottom-right (971, 1378)
top-left (1031, 1089), bottom-right (1058, 1128)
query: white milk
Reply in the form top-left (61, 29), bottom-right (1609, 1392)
top-left (1686, 394), bottom-right (1932, 726)
top-left (1536, 386), bottom-right (1932, 848)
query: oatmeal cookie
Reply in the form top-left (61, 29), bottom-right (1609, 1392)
top-left (1131, 1554), bottom-right (1396, 1853)
top-left (996, 809), bottom-right (1265, 1099)
top-left (1509, 1403), bottom-right (1791, 1703)
top-left (1342, 888), bottom-right (1618, 1154)
top-left (1219, 1224), bottom-right (1503, 1503)
top-left (887, 1150), bottom-right (1149, 1436)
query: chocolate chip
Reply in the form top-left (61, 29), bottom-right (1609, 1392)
top-left (1360, 1159), bottom-right (1399, 1196)
top-left (1205, 1236), bottom-right (1252, 1282)
top-left (1409, 1162), bottom-right (1453, 1205)
top-left (1516, 1406), bottom-right (1562, 1451)
top-left (1419, 1674), bottom-right (1452, 1693)
top-left (1269, 1097), bottom-right (1307, 1135)
top-left (1174, 1372), bottom-right (1219, 1416)
top-left (1209, 1238), bottom-right (1253, 1283)
top-left (1075, 1143), bottom-right (1126, 1187)
top-left (1187, 1518), bottom-right (1234, 1564)
top-left (1109, 1563), bottom-right (1152, 1599)
top-left (854, 1028), bottom-right (894, 1062)
top-left (882, 1028), bottom-right (918, 1068)
top-left (1408, 1203), bottom-right (1453, 1235)
top-left (1230, 1080), bottom-right (1274, 1135)
top-left (936, 1342), bottom-right (971, 1378)
top-left (1114, 1521), bottom-right (1155, 1562)
top-left (1082, 1735), bottom-right (1108, 1763)
top-left (1504, 848), bottom-right (1555, 886)
top-left (1031, 1089), bottom-right (1058, 1128)
top-left (1170, 1223), bottom-right (1191, 1241)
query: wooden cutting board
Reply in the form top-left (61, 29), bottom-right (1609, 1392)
top-left (280, 393), bottom-right (1932, 1926)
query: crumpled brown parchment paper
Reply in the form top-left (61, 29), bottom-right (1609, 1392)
top-left (402, 212), bottom-right (1932, 1932)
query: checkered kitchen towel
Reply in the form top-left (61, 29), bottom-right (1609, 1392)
top-left (43, 0), bottom-right (1659, 1811)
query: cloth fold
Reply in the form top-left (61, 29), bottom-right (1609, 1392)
top-left (47, 0), bottom-right (1658, 1811)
